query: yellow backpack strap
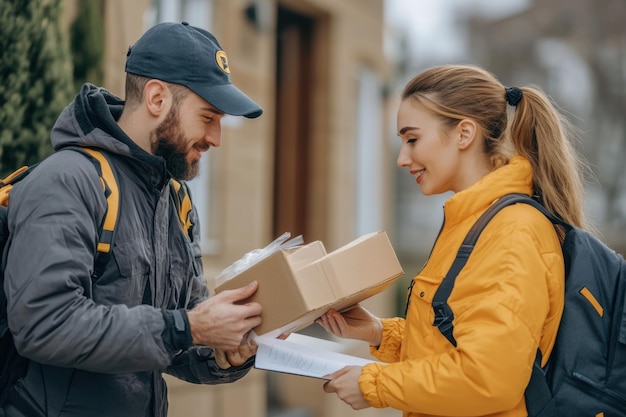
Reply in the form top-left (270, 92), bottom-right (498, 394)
top-left (170, 179), bottom-right (193, 239)
top-left (80, 149), bottom-right (119, 254)
top-left (0, 166), bottom-right (32, 207)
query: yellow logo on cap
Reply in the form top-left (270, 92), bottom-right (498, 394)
top-left (216, 51), bottom-right (230, 74)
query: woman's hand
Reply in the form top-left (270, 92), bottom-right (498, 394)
top-left (323, 366), bottom-right (370, 410)
top-left (315, 304), bottom-right (383, 346)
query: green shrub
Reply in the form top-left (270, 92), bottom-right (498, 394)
top-left (0, 0), bottom-right (73, 177)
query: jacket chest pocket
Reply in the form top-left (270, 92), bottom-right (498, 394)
top-left (93, 237), bottom-right (151, 306)
top-left (164, 264), bottom-right (194, 308)
top-left (161, 235), bottom-right (198, 309)
top-left (407, 273), bottom-right (442, 312)
top-left (404, 273), bottom-right (445, 355)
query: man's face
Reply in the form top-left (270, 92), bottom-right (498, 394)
top-left (152, 91), bottom-right (224, 180)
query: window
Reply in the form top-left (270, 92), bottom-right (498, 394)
top-left (355, 66), bottom-right (384, 236)
top-left (151, 0), bottom-right (212, 26)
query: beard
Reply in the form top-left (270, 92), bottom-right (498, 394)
top-left (151, 108), bottom-right (201, 181)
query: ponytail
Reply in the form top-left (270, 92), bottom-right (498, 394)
top-left (508, 87), bottom-right (590, 230)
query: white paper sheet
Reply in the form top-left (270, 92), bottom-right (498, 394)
top-left (254, 333), bottom-right (375, 379)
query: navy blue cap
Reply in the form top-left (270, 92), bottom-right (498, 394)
top-left (125, 22), bottom-right (263, 118)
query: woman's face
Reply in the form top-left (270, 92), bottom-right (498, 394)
top-left (396, 98), bottom-right (463, 195)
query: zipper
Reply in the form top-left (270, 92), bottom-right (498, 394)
top-left (404, 206), bottom-right (447, 316)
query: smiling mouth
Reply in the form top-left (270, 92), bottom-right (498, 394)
top-left (195, 143), bottom-right (210, 152)
top-left (191, 144), bottom-right (210, 157)
top-left (413, 169), bottom-right (425, 183)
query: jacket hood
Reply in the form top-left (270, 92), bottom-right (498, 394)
top-left (52, 84), bottom-right (126, 153)
top-left (50, 83), bottom-right (166, 178)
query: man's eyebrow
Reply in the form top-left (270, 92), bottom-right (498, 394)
top-left (398, 126), bottom-right (419, 135)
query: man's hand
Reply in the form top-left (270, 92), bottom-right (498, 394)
top-left (225, 341), bottom-right (257, 366)
top-left (187, 281), bottom-right (262, 351)
top-left (214, 341), bottom-right (258, 369)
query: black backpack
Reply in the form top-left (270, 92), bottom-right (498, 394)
top-left (0, 148), bottom-right (193, 406)
top-left (432, 193), bottom-right (626, 416)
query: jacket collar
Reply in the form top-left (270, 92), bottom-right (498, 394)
top-left (442, 155), bottom-right (534, 228)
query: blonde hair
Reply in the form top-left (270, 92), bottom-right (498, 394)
top-left (401, 64), bottom-right (590, 229)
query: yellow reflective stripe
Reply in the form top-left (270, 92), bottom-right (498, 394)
top-left (97, 242), bottom-right (111, 252)
top-left (82, 148), bottom-right (119, 254)
top-left (580, 287), bottom-right (604, 317)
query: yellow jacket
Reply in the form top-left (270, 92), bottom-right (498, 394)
top-left (360, 156), bottom-right (564, 417)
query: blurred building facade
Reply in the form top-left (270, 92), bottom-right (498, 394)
top-left (392, 0), bottom-right (626, 270)
top-left (465, 0), bottom-right (626, 248)
top-left (61, 0), bottom-right (399, 416)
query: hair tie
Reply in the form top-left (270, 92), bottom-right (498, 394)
top-left (505, 86), bottom-right (523, 106)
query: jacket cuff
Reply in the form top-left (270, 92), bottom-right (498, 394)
top-left (359, 362), bottom-right (387, 408)
top-left (369, 317), bottom-right (404, 362)
top-left (161, 309), bottom-right (193, 355)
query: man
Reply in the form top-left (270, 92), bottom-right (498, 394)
top-left (2, 22), bottom-right (263, 417)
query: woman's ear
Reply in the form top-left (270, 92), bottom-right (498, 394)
top-left (457, 119), bottom-right (477, 150)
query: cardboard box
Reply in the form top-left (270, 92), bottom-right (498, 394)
top-left (215, 231), bottom-right (404, 337)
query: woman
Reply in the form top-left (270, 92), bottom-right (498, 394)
top-left (317, 64), bottom-right (590, 416)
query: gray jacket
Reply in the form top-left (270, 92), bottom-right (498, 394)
top-left (2, 84), bottom-right (251, 417)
